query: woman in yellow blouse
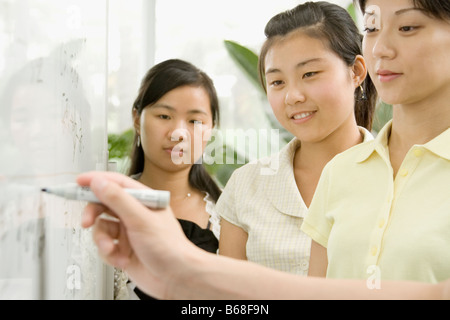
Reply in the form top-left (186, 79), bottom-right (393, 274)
top-left (303, 0), bottom-right (450, 284)
top-left (217, 2), bottom-right (376, 275)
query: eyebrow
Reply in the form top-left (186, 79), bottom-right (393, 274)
top-left (265, 58), bottom-right (323, 75)
top-left (364, 7), bottom-right (423, 16)
top-left (395, 7), bottom-right (424, 15)
top-left (364, 7), bottom-right (423, 15)
top-left (151, 103), bottom-right (209, 116)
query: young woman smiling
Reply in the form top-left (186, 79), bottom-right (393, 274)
top-left (217, 2), bottom-right (376, 275)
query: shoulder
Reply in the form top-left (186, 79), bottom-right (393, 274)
top-left (232, 137), bottom-right (299, 179)
top-left (317, 129), bottom-right (378, 184)
top-left (334, 140), bottom-right (375, 163)
top-left (328, 129), bottom-right (376, 169)
top-left (217, 138), bottom-right (297, 205)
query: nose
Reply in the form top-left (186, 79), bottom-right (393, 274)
top-left (170, 120), bottom-right (189, 142)
top-left (285, 85), bottom-right (306, 106)
top-left (370, 30), bottom-right (396, 60)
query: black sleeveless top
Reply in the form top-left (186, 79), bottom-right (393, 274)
top-left (134, 218), bottom-right (218, 300)
top-left (177, 219), bottom-right (219, 253)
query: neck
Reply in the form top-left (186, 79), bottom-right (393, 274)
top-left (293, 121), bottom-right (362, 207)
top-left (138, 164), bottom-right (194, 201)
top-left (296, 123), bottom-right (363, 171)
top-left (388, 92), bottom-right (450, 177)
top-left (390, 96), bottom-right (450, 148)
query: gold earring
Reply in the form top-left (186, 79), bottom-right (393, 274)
top-left (360, 85), bottom-right (367, 101)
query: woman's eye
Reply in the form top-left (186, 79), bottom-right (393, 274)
top-left (303, 72), bottom-right (317, 79)
top-left (158, 115), bottom-right (170, 120)
top-left (399, 26), bottom-right (418, 32)
top-left (270, 80), bottom-right (283, 87)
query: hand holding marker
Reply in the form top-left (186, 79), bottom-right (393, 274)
top-left (42, 183), bottom-right (170, 209)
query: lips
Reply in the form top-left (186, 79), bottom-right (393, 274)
top-left (377, 69), bottom-right (402, 83)
top-left (165, 143), bottom-right (190, 157)
top-left (164, 146), bottom-right (181, 154)
top-left (290, 111), bottom-right (316, 123)
top-left (166, 148), bottom-right (180, 153)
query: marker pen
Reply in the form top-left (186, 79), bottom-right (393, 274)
top-left (41, 183), bottom-right (170, 209)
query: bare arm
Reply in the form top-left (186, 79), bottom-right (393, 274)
top-left (174, 251), bottom-right (444, 300)
top-left (308, 240), bottom-right (328, 277)
top-left (78, 171), bottom-right (449, 300)
top-left (219, 218), bottom-right (248, 260)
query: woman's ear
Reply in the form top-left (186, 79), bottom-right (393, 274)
top-left (352, 55), bottom-right (368, 87)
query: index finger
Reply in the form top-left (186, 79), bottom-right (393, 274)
top-left (79, 172), bottom-right (168, 232)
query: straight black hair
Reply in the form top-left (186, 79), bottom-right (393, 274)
top-left (258, 1), bottom-right (377, 131)
top-left (355, 0), bottom-right (450, 20)
top-left (129, 59), bottom-right (221, 202)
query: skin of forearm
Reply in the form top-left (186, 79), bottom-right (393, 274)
top-left (165, 250), bottom-right (443, 300)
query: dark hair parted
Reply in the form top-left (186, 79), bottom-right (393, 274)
top-left (355, 0), bottom-right (450, 20)
top-left (258, 1), bottom-right (376, 131)
top-left (129, 59), bottom-right (221, 202)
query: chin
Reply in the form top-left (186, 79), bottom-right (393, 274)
top-left (377, 93), bottom-right (405, 106)
top-left (376, 83), bottom-right (417, 106)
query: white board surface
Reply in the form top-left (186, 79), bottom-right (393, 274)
top-left (0, 0), bottom-right (111, 299)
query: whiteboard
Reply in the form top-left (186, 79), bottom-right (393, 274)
top-left (0, 0), bottom-right (111, 299)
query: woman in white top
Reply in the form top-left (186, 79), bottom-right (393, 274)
top-left (217, 2), bottom-right (376, 274)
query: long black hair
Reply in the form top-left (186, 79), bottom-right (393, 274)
top-left (258, 1), bottom-right (377, 131)
top-left (129, 59), bottom-right (221, 202)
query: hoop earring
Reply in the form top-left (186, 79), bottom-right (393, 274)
top-left (137, 135), bottom-right (141, 147)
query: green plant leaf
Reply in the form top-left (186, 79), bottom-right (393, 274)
top-left (347, 3), bottom-right (357, 22)
top-left (224, 40), bottom-right (262, 91)
top-left (108, 128), bottom-right (134, 159)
